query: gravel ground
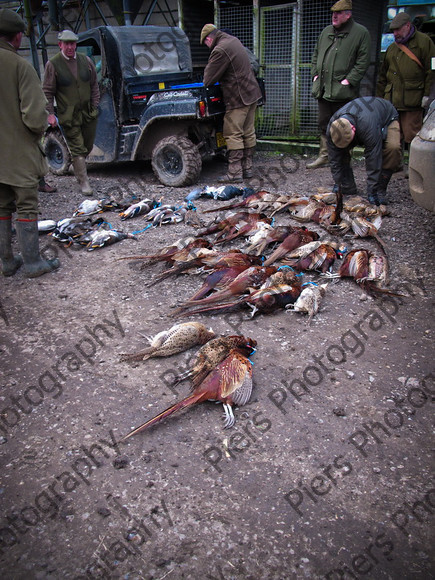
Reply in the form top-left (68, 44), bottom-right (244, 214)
top-left (0, 151), bottom-right (434, 580)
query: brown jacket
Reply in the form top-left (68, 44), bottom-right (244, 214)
top-left (204, 31), bottom-right (261, 110)
top-left (0, 39), bottom-right (47, 187)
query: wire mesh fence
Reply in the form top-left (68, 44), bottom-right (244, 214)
top-left (217, 0), bottom-right (384, 141)
top-left (217, 5), bottom-right (255, 52)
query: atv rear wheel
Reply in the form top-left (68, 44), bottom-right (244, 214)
top-left (151, 136), bottom-right (201, 187)
top-left (42, 129), bottom-right (72, 175)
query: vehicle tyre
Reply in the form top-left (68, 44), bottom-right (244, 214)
top-left (151, 136), bottom-right (202, 187)
top-left (42, 129), bottom-right (72, 175)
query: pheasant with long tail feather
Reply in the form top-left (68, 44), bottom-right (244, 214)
top-left (121, 345), bottom-right (255, 440)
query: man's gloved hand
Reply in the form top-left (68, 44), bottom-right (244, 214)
top-left (421, 96), bottom-right (430, 109)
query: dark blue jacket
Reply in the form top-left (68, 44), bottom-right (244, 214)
top-left (327, 97), bottom-right (399, 195)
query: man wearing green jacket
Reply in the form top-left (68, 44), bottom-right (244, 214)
top-left (376, 12), bottom-right (435, 146)
top-left (308, 0), bottom-right (371, 169)
top-left (43, 30), bottom-right (100, 195)
top-left (0, 8), bottom-right (59, 278)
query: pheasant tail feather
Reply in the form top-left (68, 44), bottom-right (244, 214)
top-left (121, 392), bottom-right (204, 441)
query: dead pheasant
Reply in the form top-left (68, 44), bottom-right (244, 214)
top-left (172, 335), bottom-right (257, 389)
top-left (343, 196), bottom-right (390, 218)
top-left (195, 211), bottom-right (252, 238)
top-left (117, 237), bottom-right (210, 265)
top-left (269, 194), bottom-right (310, 217)
top-left (262, 227), bottom-right (320, 266)
top-left (347, 215), bottom-right (387, 252)
top-left (246, 225), bottom-right (294, 256)
top-left (286, 282), bottom-right (328, 321)
top-left (244, 282), bottom-right (303, 317)
top-left (148, 246), bottom-right (218, 285)
top-left (202, 190), bottom-right (281, 214)
top-left (175, 265), bottom-right (277, 316)
top-left (119, 322), bottom-right (215, 362)
top-left (121, 346), bottom-right (255, 439)
top-left (176, 268), bottom-right (303, 318)
top-left (281, 241), bottom-right (346, 273)
top-left (214, 213), bottom-right (273, 244)
top-left (200, 250), bottom-right (262, 270)
top-left (258, 265), bottom-right (302, 288)
top-left (176, 265), bottom-right (250, 305)
top-left (326, 249), bottom-right (396, 297)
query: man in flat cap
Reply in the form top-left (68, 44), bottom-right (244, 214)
top-left (200, 24), bottom-right (262, 182)
top-left (307, 0), bottom-right (371, 169)
top-left (0, 8), bottom-right (59, 277)
top-left (326, 97), bottom-right (401, 205)
top-left (377, 11), bottom-right (435, 162)
top-left (43, 29), bottom-right (100, 195)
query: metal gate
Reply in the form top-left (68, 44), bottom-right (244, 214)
top-left (258, 3), bottom-right (298, 139)
top-left (218, 2), bottom-right (301, 141)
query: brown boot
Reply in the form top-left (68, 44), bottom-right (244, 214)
top-left (72, 156), bottom-right (93, 195)
top-left (242, 147), bottom-right (255, 178)
top-left (38, 178), bottom-right (57, 193)
top-left (217, 150), bottom-right (244, 183)
top-left (306, 135), bottom-right (329, 169)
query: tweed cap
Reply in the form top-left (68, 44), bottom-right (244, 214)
top-left (200, 23), bottom-right (216, 45)
top-left (390, 12), bottom-right (411, 30)
top-left (0, 8), bottom-right (26, 35)
top-left (331, 0), bottom-right (352, 11)
top-left (58, 29), bottom-right (79, 42)
top-left (330, 118), bottom-right (355, 148)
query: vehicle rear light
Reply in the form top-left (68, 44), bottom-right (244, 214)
top-left (132, 94), bottom-right (147, 102)
top-left (210, 97), bottom-right (221, 102)
top-left (198, 100), bottom-right (206, 117)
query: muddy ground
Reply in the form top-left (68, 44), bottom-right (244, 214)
top-left (0, 152), bottom-right (434, 580)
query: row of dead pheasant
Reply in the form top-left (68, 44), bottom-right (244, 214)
top-left (120, 189), bottom-right (394, 321)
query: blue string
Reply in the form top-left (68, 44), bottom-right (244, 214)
top-left (278, 265), bottom-right (294, 271)
top-left (302, 282), bottom-right (318, 287)
top-left (131, 224), bottom-right (152, 235)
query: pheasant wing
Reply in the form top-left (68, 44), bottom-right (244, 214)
top-left (218, 351), bottom-right (253, 404)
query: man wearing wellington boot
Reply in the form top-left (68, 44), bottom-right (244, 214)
top-left (201, 24), bottom-right (262, 183)
top-left (0, 8), bottom-right (59, 278)
top-left (43, 30), bottom-right (100, 196)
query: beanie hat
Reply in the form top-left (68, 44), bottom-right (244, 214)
top-left (200, 24), bottom-right (217, 45)
top-left (330, 118), bottom-right (355, 148)
top-left (0, 8), bottom-right (26, 35)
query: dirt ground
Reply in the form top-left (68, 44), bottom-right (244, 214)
top-left (0, 151), bottom-right (434, 580)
